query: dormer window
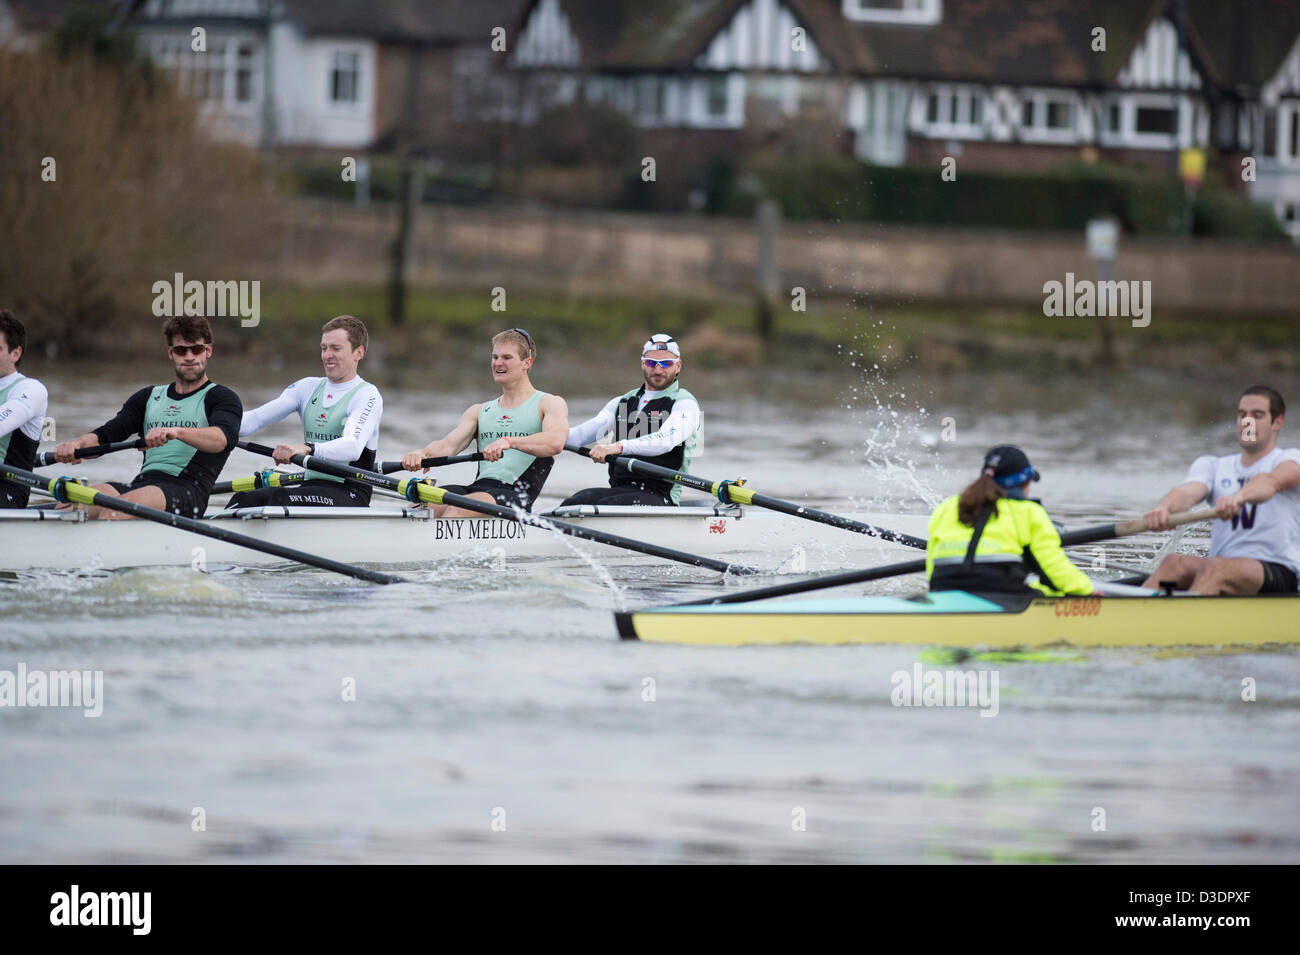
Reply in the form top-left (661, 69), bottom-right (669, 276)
top-left (842, 0), bottom-right (942, 26)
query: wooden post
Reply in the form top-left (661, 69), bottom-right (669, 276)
top-left (756, 198), bottom-right (780, 345)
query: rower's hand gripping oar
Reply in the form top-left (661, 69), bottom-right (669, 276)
top-left (239, 441), bottom-right (759, 575)
top-left (2, 463), bottom-right (402, 585)
top-left (565, 444), bottom-right (927, 550)
top-left (379, 452), bottom-right (482, 474)
top-left (679, 507), bottom-right (1217, 606)
top-left (36, 439), bottom-right (146, 467)
top-left (214, 453), bottom-right (483, 495)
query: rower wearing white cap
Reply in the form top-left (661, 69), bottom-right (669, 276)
top-left (563, 333), bottom-right (702, 506)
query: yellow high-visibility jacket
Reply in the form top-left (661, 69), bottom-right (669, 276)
top-left (926, 494), bottom-right (1093, 596)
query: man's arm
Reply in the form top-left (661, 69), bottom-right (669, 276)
top-left (567, 396), bottom-right (621, 448)
top-left (1214, 460), bottom-right (1300, 519)
top-left (1144, 456), bottom-right (1214, 530)
top-left (0, 378), bottom-right (47, 439)
top-left (400, 404), bottom-right (481, 471)
top-left (146, 385), bottom-right (241, 454)
top-left (53, 387), bottom-right (151, 463)
top-left (483, 395), bottom-right (569, 460)
top-left (240, 379), bottom-right (312, 437)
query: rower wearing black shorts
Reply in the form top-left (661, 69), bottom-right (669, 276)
top-left (400, 329), bottom-right (568, 514)
top-left (52, 316), bottom-right (241, 518)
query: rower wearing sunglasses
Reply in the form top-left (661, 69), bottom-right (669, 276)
top-left (563, 334), bottom-right (701, 507)
top-left (400, 328), bottom-right (568, 514)
top-left (51, 316), bottom-right (242, 519)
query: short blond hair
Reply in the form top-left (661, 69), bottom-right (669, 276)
top-left (322, 315), bottom-right (368, 351)
top-left (492, 328), bottom-right (534, 361)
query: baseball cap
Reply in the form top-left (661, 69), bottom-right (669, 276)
top-left (982, 445), bottom-right (1041, 488)
top-left (642, 333), bottom-right (681, 358)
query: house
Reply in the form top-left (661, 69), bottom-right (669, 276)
top-left (124, 0), bottom-right (524, 150)
top-left (505, 0), bottom-right (1300, 238)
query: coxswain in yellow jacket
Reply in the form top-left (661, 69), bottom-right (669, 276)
top-left (927, 445), bottom-right (1094, 596)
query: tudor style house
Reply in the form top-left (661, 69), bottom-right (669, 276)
top-left (504, 0), bottom-right (1300, 239)
top-left (5, 0), bottom-right (1298, 238)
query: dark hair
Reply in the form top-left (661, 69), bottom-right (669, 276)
top-left (957, 473), bottom-right (1006, 526)
top-left (322, 314), bottom-right (368, 351)
top-left (0, 310), bottom-right (25, 364)
top-left (1239, 385), bottom-right (1285, 420)
top-left (163, 315), bottom-right (213, 346)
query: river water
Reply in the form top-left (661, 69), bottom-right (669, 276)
top-left (2, 358), bottom-right (1297, 863)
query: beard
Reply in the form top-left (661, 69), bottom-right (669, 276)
top-left (175, 363), bottom-right (207, 383)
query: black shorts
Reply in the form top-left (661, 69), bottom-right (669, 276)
top-left (439, 478), bottom-right (539, 512)
top-left (0, 482), bottom-right (30, 509)
top-left (560, 486), bottom-right (672, 507)
top-left (1259, 561), bottom-right (1299, 594)
top-left (225, 480), bottom-right (371, 509)
top-left (107, 475), bottom-right (206, 518)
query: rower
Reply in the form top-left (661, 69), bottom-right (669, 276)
top-left (562, 333), bottom-right (701, 506)
top-left (0, 310), bottom-right (49, 508)
top-left (400, 328), bottom-right (568, 515)
top-left (927, 445), bottom-right (1093, 596)
top-left (229, 315), bottom-right (383, 508)
top-left (1143, 385), bottom-right (1300, 595)
top-left (51, 317), bottom-right (242, 519)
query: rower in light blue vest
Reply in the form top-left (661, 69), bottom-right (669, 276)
top-left (232, 315), bottom-right (383, 508)
top-left (401, 328), bottom-right (569, 515)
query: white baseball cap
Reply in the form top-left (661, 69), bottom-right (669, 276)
top-left (642, 333), bottom-right (681, 358)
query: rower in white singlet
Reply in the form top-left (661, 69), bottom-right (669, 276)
top-left (1144, 385), bottom-right (1300, 594)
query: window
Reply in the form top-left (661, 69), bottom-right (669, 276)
top-left (1107, 103), bottom-right (1121, 133)
top-left (236, 44), bottom-right (256, 103)
top-left (1046, 100), bottom-right (1072, 130)
top-left (1018, 90), bottom-right (1079, 141)
top-left (330, 51), bottom-right (360, 104)
top-left (921, 85), bottom-right (985, 137)
top-left (1291, 109), bottom-right (1299, 161)
top-left (1135, 106), bottom-right (1176, 135)
top-left (705, 76), bottom-right (728, 117)
top-left (843, 0), bottom-right (942, 25)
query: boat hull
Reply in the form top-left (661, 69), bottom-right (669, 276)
top-left (616, 591), bottom-right (1300, 647)
top-left (0, 505), bottom-right (930, 573)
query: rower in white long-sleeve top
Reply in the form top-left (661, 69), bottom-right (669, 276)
top-left (564, 333), bottom-right (701, 506)
top-left (231, 315), bottom-right (383, 508)
top-left (0, 311), bottom-right (50, 509)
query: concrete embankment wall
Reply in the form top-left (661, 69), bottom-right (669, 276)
top-left (272, 201), bottom-right (1300, 313)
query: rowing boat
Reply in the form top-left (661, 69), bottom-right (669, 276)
top-left (0, 504), bottom-right (930, 573)
top-left (615, 590), bottom-right (1300, 647)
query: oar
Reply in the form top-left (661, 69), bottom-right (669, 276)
top-left (2, 464), bottom-right (402, 585)
top-left (36, 439), bottom-right (145, 466)
top-left (379, 453), bottom-right (482, 474)
top-left (565, 444), bottom-right (927, 549)
top-left (239, 441), bottom-right (758, 575)
top-left (679, 507), bottom-right (1216, 606)
top-left (213, 453), bottom-right (482, 494)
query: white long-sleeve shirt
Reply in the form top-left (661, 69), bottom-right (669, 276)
top-left (240, 376), bottom-right (382, 463)
top-left (0, 371), bottom-right (48, 443)
top-left (567, 390), bottom-right (700, 457)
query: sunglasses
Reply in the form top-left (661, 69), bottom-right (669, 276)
top-left (169, 343), bottom-right (210, 356)
top-left (643, 358), bottom-right (677, 368)
top-left (510, 327), bottom-right (535, 357)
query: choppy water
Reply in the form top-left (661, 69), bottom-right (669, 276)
top-left (2, 361), bottom-right (1298, 863)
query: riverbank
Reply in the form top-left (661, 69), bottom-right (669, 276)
top-left (222, 286), bottom-right (1300, 383)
